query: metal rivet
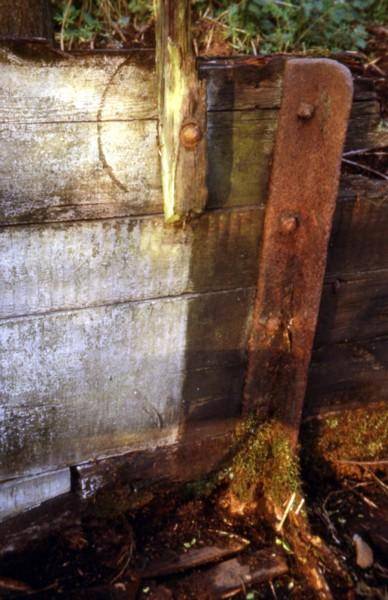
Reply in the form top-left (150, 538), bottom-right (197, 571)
top-left (180, 123), bottom-right (202, 149)
top-left (281, 215), bottom-right (299, 233)
top-left (297, 102), bottom-right (315, 120)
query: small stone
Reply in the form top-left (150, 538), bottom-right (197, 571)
top-left (353, 534), bottom-right (374, 569)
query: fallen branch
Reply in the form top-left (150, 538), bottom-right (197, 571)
top-left (342, 158), bottom-right (388, 180)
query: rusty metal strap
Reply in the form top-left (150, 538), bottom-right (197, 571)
top-left (244, 59), bottom-right (353, 443)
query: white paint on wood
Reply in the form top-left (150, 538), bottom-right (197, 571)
top-left (0, 468), bottom-right (70, 521)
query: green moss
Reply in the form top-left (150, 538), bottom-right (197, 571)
top-left (301, 405), bottom-right (388, 479)
top-left (228, 417), bottom-right (301, 507)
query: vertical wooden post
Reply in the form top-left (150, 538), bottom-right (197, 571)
top-left (154, 0), bottom-right (207, 222)
top-left (0, 0), bottom-right (53, 41)
top-left (244, 59), bottom-right (353, 445)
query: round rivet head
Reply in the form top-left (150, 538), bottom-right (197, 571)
top-left (180, 123), bottom-right (202, 149)
top-left (297, 102), bottom-right (315, 120)
top-left (281, 215), bottom-right (299, 233)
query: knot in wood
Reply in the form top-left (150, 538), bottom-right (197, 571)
top-left (180, 122), bottom-right (202, 149)
top-left (280, 214), bottom-right (299, 233)
top-left (297, 102), bottom-right (315, 120)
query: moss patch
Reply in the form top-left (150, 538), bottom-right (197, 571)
top-left (301, 405), bottom-right (388, 479)
top-left (228, 417), bottom-right (301, 507)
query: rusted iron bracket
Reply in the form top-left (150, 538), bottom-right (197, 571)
top-left (154, 0), bottom-right (207, 222)
top-left (244, 59), bottom-right (353, 444)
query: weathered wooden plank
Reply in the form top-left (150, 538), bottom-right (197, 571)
top-left (0, 208), bottom-right (262, 318)
top-left (75, 418), bottom-right (237, 498)
top-left (202, 56), bottom-right (283, 111)
top-left (0, 0), bottom-right (52, 41)
top-left (0, 492), bottom-right (81, 557)
top-left (345, 102), bottom-right (388, 151)
top-left (0, 119), bottom-right (162, 224)
top-left (306, 338), bottom-right (388, 415)
top-left (316, 271), bottom-right (388, 346)
top-left (0, 53), bottom-right (156, 123)
top-left (207, 110), bottom-right (278, 210)
top-left (0, 113), bottom-right (276, 224)
top-left (170, 549), bottom-right (288, 598)
top-left (0, 468), bottom-right (70, 521)
top-left (0, 289), bottom-right (253, 479)
top-left (327, 176), bottom-right (388, 277)
top-left (139, 533), bottom-right (249, 577)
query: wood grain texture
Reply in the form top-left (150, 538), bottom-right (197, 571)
top-left (0, 0), bottom-right (53, 41)
top-left (155, 0), bottom-right (207, 220)
top-left (0, 469), bottom-right (70, 521)
top-left (327, 176), bottom-right (388, 277)
top-left (0, 208), bottom-right (262, 318)
top-left (0, 52), bottom-right (157, 123)
top-left (0, 119), bottom-right (162, 224)
top-left (306, 338), bottom-right (388, 414)
top-left (0, 288), bottom-right (253, 479)
top-left (316, 271), bottom-right (388, 346)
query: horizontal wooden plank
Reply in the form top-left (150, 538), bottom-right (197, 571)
top-left (306, 337), bottom-right (388, 415)
top-left (345, 102), bottom-right (388, 151)
top-left (0, 208), bottom-right (262, 318)
top-left (327, 176), bottom-right (388, 277)
top-left (203, 58), bottom-right (283, 111)
top-left (0, 119), bottom-right (162, 224)
top-left (0, 468), bottom-right (70, 521)
top-left (75, 418), bottom-right (238, 499)
top-left (0, 289), bottom-right (253, 479)
top-left (315, 271), bottom-right (388, 346)
top-left (207, 110), bottom-right (278, 210)
top-left (0, 52), bottom-right (157, 123)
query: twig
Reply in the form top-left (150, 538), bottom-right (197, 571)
top-left (276, 492), bottom-right (296, 532)
top-left (342, 158), bottom-right (388, 180)
top-left (335, 459), bottom-right (388, 466)
top-left (366, 468), bottom-right (388, 494)
top-left (60, 0), bottom-right (73, 52)
top-left (343, 147), bottom-right (387, 157)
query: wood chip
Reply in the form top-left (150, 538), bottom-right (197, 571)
top-left (176, 548), bottom-right (288, 598)
top-left (140, 536), bottom-right (249, 578)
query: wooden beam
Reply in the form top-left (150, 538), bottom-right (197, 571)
top-left (0, 0), bottom-right (53, 41)
top-left (244, 59), bottom-right (353, 444)
top-left (154, 0), bottom-right (207, 222)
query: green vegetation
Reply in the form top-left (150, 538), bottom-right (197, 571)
top-left (52, 0), bottom-right (387, 53)
top-left (302, 405), bottom-right (388, 479)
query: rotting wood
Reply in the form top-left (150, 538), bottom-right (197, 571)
top-left (74, 418), bottom-right (237, 499)
top-left (0, 492), bottom-right (81, 557)
top-left (0, 0), bottom-right (53, 42)
top-left (167, 549), bottom-right (288, 598)
top-left (154, 0), bottom-right (207, 221)
top-left (139, 534), bottom-right (249, 578)
top-left (244, 59), bottom-right (353, 443)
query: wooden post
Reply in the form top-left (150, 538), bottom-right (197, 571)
top-left (244, 59), bottom-right (353, 445)
top-left (154, 0), bottom-right (207, 222)
top-left (0, 0), bottom-right (53, 41)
